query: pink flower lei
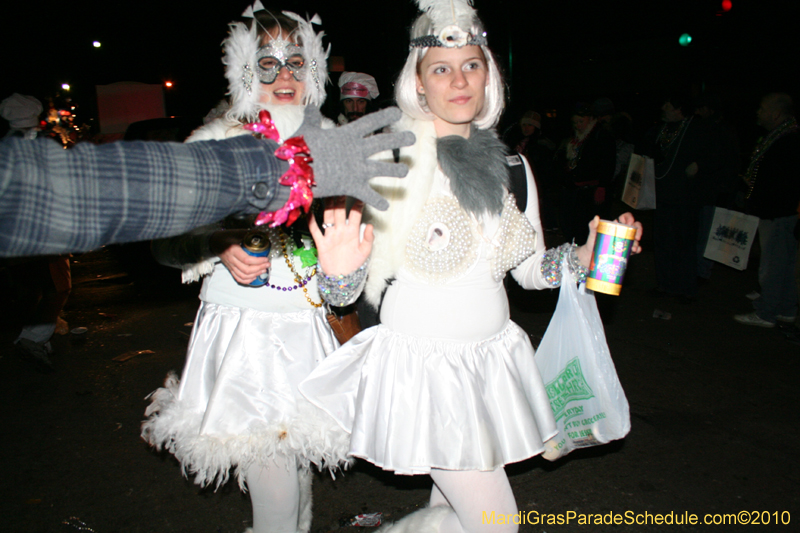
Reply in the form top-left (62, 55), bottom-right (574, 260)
top-left (244, 110), bottom-right (315, 227)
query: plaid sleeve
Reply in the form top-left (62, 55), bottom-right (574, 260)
top-left (0, 135), bottom-right (286, 257)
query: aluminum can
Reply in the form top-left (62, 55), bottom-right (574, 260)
top-left (585, 220), bottom-right (637, 296)
top-left (241, 230), bottom-right (271, 287)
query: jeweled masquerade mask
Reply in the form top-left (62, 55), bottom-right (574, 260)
top-left (256, 38), bottom-right (306, 84)
top-left (225, 1), bottom-right (329, 118)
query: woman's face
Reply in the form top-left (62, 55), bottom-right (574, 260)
top-left (416, 45), bottom-right (488, 137)
top-left (257, 29), bottom-right (306, 106)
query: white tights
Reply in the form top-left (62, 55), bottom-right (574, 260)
top-left (429, 468), bottom-right (518, 533)
top-left (245, 456), bottom-right (302, 533)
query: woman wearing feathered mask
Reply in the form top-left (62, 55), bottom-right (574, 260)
top-left (302, 1), bottom-right (642, 531)
top-left (141, 3), bottom-right (363, 532)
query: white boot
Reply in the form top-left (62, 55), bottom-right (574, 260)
top-left (297, 468), bottom-right (313, 533)
top-left (378, 505), bottom-right (451, 533)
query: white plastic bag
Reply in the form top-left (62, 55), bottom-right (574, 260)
top-left (535, 263), bottom-right (631, 460)
top-left (621, 153), bottom-right (656, 210)
top-left (703, 207), bottom-right (759, 271)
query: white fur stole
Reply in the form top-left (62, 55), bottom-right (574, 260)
top-left (363, 115), bottom-right (439, 307)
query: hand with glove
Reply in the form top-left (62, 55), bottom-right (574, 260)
top-left (293, 106), bottom-right (415, 211)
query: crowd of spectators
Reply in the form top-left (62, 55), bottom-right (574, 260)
top-left (503, 91), bottom-right (798, 325)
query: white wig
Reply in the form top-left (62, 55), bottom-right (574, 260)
top-left (395, 12), bottom-right (505, 130)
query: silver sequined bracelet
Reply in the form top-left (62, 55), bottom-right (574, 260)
top-left (540, 243), bottom-right (588, 287)
top-left (316, 258), bottom-right (370, 307)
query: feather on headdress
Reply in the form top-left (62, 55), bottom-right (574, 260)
top-left (411, 0), bottom-right (486, 48)
top-left (223, 21), bottom-right (260, 121)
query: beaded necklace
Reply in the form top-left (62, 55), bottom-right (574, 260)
top-left (744, 118), bottom-right (798, 199)
top-left (656, 118), bottom-right (689, 155)
top-left (654, 116), bottom-right (693, 180)
top-left (265, 227), bottom-right (323, 308)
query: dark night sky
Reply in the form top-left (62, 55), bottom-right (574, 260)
top-left (2, 0), bottom-right (797, 142)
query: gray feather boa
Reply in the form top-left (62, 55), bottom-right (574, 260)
top-left (436, 125), bottom-right (509, 217)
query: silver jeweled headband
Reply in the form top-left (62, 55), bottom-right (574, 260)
top-left (409, 26), bottom-right (487, 49)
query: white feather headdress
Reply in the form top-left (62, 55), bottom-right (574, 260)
top-left (411, 0), bottom-right (486, 48)
top-left (222, 1), bottom-right (329, 122)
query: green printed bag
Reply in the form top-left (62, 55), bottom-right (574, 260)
top-left (535, 262), bottom-right (630, 460)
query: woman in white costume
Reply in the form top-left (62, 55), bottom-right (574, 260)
top-left (301, 1), bottom-right (642, 532)
top-left (141, 4), bottom-right (365, 533)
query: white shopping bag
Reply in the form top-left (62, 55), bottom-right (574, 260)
top-left (703, 207), bottom-right (759, 271)
top-left (621, 154), bottom-right (656, 210)
top-left (535, 264), bottom-right (630, 460)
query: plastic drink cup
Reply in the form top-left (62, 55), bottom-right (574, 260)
top-left (585, 220), bottom-right (637, 296)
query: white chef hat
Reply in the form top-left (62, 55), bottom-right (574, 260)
top-left (339, 72), bottom-right (379, 100)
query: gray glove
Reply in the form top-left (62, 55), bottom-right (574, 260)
top-left (294, 106), bottom-right (415, 211)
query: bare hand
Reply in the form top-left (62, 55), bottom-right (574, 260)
top-left (577, 214), bottom-right (644, 268)
top-left (309, 197), bottom-right (373, 276)
top-left (210, 229), bottom-right (270, 284)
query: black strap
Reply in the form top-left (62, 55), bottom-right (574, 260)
top-left (506, 154), bottom-right (527, 212)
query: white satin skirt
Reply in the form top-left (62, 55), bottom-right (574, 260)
top-left (300, 320), bottom-right (558, 475)
top-left (141, 302), bottom-right (351, 488)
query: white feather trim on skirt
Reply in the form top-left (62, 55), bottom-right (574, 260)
top-left (300, 321), bottom-right (558, 475)
top-left (141, 302), bottom-right (351, 489)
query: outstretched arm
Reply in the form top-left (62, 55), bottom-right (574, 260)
top-left (0, 106), bottom-right (413, 258)
top-left (0, 135), bottom-right (286, 257)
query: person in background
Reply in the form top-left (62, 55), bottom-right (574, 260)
top-left (505, 109), bottom-right (557, 230)
top-left (1, 93), bottom-right (71, 373)
top-left (592, 96), bottom-right (615, 126)
top-left (641, 94), bottom-right (717, 304)
top-left (1, 93), bottom-right (42, 139)
top-left (557, 102), bottom-right (616, 243)
top-left (734, 93), bottom-right (800, 328)
top-left (337, 71), bottom-right (380, 124)
top-left (694, 93), bottom-right (740, 283)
